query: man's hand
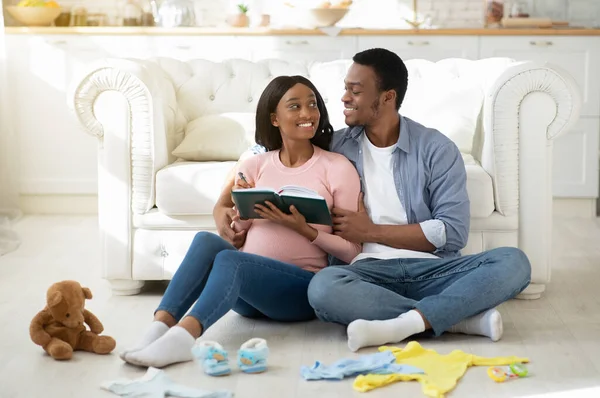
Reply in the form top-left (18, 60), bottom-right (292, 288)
top-left (214, 205), bottom-right (247, 249)
top-left (254, 202), bottom-right (318, 241)
top-left (332, 193), bottom-right (373, 243)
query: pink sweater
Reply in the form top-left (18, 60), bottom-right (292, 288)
top-left (234, 146), bottom-right (362, 272)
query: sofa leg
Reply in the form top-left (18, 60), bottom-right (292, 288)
top-left (109, 279), bottom-right (145, 296)
top-left (515, 283), bottom-right (545, 300)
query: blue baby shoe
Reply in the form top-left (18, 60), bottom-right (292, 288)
top-left (237, 338), bottom-right (269, 374)
top-left (191, 341), bottom-right (231, 377)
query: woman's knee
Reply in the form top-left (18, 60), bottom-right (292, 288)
top-left (213, 249), bottom-right (239, 266)
top-left (192, 231), bottom-right (225, 248)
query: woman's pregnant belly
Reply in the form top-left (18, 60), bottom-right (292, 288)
top-left (240, 220), bottom-right (327, 273)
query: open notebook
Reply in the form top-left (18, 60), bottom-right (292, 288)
top-left (232, 185), bottom-right (333, 226)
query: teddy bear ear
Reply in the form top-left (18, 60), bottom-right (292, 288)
top-left (82, 287), bottom-right (93, 299)
top-left (48, 291), bottom-right (62, 307)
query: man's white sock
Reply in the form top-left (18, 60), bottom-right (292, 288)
top-left (125, 326), bottom-right (195, 368)
top-left (119, 321), bottom-right (170, 360)
top-left (347, 310), bottom-right (426, 352)
top-left (448, 308), bottom-right (503, 342)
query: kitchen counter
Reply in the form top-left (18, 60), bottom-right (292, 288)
top-left (4, 26), bottom-right (600, 36)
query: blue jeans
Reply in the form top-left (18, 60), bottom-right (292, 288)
top-left (307, 247), bottom-right (531, 336)
top-left (156, 232), bottom-right (316, 332)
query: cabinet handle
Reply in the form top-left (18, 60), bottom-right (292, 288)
top-left (407, 40), bottom-right (430, 46)
top-left (175, 45), bottom-right (191, 50)
top-left (529, 41), bottom-right (553, 46)
top-left (46, 40), bottom-right (67, 45)
top-left (285, 40), bottom-right (310, 45)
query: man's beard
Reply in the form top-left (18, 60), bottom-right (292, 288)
top-left (370, 97), bottom-right (380, 117)
top-left (362, 98), bottom-right (381, 127)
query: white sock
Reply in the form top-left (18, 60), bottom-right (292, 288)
top-left (347, 310), bottom-right (426, 352)
top-left (447, 308), bottom-right (503, 342)
top-left (119, 321), bottom-right (170, 360)
top-left (125, 326), bottom-right (196, 368)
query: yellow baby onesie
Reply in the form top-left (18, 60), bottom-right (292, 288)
top-left (353, 341), bottom-right (529, 398)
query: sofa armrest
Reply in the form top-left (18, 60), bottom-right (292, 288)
top-left (72, 59), bottom-right (175, 284)
top-left (477, 61), bottom-right (581, 288)
top-left (478, 60), bottom-right (582, 216)
top-left (73, 58), bottom-right (176, 214)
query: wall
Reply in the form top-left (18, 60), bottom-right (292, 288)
top-left (200, 0), bottom-right (600, 28)
top-left (4, 0), bottom-right (600, 28)
top-left (418, 0), bottom-right (600, 28)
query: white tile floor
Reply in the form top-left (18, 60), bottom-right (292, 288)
top-left (1, 215), bottom-right (600, 398)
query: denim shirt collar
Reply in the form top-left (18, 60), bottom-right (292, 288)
top-left (345, 115), bottom-right (410, 154)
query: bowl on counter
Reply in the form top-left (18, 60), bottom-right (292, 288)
top-left (276, 7), bottom-right (349, 28)
top-left (6, 6), bottom-right (62, 26)
top-left (306, 7), bottom-right (349, 27)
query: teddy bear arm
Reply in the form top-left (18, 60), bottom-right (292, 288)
top-left (83, 309), bottom-right (104, 334)
top-left (30, 310), bottom-right (53, 347)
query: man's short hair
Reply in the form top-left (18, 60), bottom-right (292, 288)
top-left (352, 48), bottom-right (409, 110)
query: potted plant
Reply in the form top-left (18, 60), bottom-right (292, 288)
top-left (227, 3), bottom-right (250, 27)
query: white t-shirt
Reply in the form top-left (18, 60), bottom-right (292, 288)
top-left (350, 135), bottom-right (439, 264)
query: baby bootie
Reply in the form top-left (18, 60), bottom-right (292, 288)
top-left (237, 338), bottom-right (269, 374)
top-left (191, 341), bottom-right (231, 376)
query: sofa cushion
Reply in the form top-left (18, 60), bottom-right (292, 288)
top-left (155, 161), bottom-right (237, 215)
top-left (154, 58), bottom-right (488, 159)
top-left (402, 61), bottom-right (484, 154)
top-left (172, 112), bottom-right (256, 161)
top-left (155, 154), bottom-right (494, 218)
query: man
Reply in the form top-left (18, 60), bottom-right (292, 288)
top-left (213, 48), bottom-right (531, 352)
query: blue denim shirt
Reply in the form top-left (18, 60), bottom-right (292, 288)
top-left (251, 115), bottom-right (470, 258)
top-left (331, 116), bottom-right (470, 258)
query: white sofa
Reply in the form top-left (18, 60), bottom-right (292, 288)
top-left (73, 56), bottom-right (581, 298)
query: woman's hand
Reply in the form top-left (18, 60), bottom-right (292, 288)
top-left (232, 173), bottom-right (255, 221)
top-left (254, 202), bottom-right (318, 241)
top-left (232, 173), bottom-right (255, 191)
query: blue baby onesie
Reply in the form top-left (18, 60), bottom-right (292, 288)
top-left (101, 367), bottom-right (232, 398)
top-left (301, 351), bottom-right (425, 380)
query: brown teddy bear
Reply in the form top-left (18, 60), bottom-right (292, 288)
top-left (29, 280), bottom-right (116, 360)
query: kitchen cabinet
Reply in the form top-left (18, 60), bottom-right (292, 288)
top-left (6, 35), bottom-right (97, 194)
top-left (552, 117), bottom-right (600, 198)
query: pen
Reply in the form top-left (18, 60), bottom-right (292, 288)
top-left (237, 172), bottom-right (248, 184)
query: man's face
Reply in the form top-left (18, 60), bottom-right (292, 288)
top-left (341, 63), bottom-right (383, 127)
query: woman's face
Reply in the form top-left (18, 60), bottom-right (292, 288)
top-left (271, 83), bottom-right (320, 143)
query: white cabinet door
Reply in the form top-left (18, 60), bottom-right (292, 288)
top-left (479, 36), bottom-right (600, 117)
top-left (357, 36), bottom-right (480, 61)
top-left (6, 35), bottom-right (100, 195)
top-left (243, 36), bottom-right (356, 63)
top-left (552, 117), bottom-right (600, 198)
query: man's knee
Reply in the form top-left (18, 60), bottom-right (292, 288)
top-left (307, 267), bottom-right (351, 311)
top-left (490, 247), bottom-right (532, 286)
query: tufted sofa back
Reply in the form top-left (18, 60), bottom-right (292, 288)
top-left (146, 56), bottom-right (517, 163)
